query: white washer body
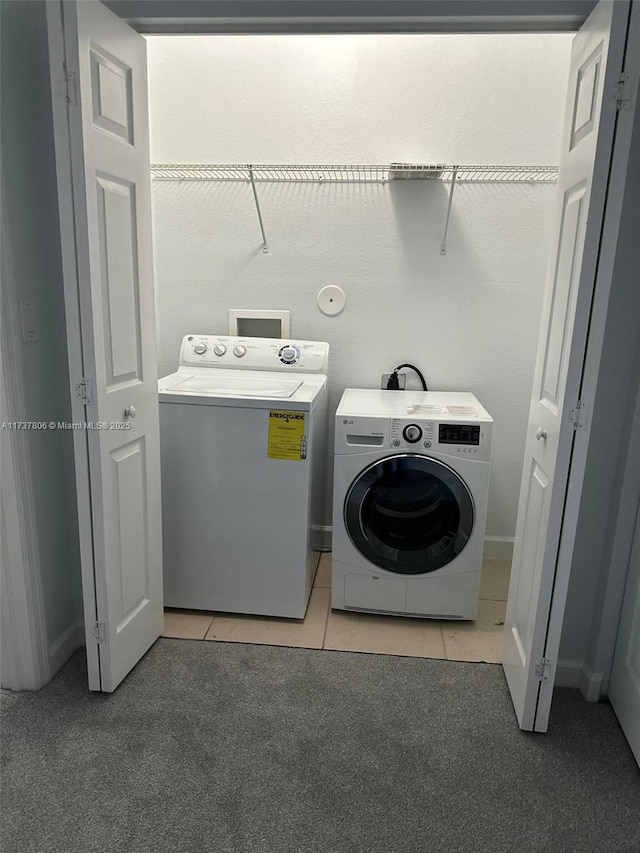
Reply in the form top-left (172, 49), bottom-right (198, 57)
top-left (159, 335), bottom-right (329, 619)
top-left (332, 389), bottom-right (493, 620)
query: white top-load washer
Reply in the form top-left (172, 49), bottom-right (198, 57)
top-left (158, 334), bottom-right (329, 619)
top-left (332, 389), bottom-right (493, 620)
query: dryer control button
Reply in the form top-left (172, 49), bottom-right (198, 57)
top-left (233, 345), bottom-right (247, 358)
top-left (423, 440), bottom-right (432, 448)
top-left (392, 439), bottom-right (401, 447)
top-left (213, 344), bottom-right (227, 356)
top-left (403, 424), bottom-right (422, 443)
top-left (193, 343), bottom-right (207, 355)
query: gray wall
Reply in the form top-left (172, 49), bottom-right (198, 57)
top-left (1, 1), bottom-right (83, 671)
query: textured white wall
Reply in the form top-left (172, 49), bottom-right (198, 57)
top-left (148, 34), bottom-right (572, 164)
top-left (147, 33), bottom-right (573, 538)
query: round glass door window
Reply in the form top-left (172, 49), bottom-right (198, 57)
top-left (344, 454), bottom-right (475, 575)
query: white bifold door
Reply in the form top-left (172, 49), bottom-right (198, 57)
top-left (48, 0), bottom-right (163, 691)
top-left (502, 0), bottom-right (632, 731)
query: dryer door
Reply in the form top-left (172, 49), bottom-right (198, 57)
top-left (344, 454), bottom-right (475, 575)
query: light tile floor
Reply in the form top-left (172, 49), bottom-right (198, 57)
top-left (163, 554), bottom-right (511, 663)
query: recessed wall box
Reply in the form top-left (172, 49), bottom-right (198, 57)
top-left (228, 308), bottom-right (290, 339)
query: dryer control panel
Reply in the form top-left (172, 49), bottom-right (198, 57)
top-left (389, 418), bottom-right (491, 461)
top-left (179, 335), bottom-right (330, 373)
top-left (335, 416), bottom-right (491, 461)
top-left (334, 389), bottom-right (493, 461)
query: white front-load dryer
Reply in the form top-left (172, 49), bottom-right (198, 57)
top-left (332, 389), bottom-right (493, 620)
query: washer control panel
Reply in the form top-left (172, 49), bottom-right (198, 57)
top-left (179, 335), bottom-right (329, 373)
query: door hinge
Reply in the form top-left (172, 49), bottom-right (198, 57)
top-left (535, 657), bottom-right (553, 682)
top-left (614, 74), bottom-right (633, 110)
top-left (92, 621), bottom-right (106, 643)
top-left (569, 400), bottom-right (590, 431)
top-left (75, 377), bottom-right (95, 406)
top-left (56, 67), bottom-right (77, 105)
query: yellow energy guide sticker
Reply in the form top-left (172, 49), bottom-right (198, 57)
top-left (268, 410), bottom-right (307, 461)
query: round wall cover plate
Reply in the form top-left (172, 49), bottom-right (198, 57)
top-left (317, 285), bottom-right (346, 316)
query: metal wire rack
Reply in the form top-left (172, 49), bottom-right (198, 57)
top-left (150, 163), bottom-right (559, 254)
top-left (150, 163), bottom-right (558, 183)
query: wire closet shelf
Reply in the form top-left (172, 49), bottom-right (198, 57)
top-left (149, 163), bottom-right (558, 254)
top-left (150, 164), bottom-right (559, 183)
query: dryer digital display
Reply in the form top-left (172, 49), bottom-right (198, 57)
top-left (439, 424), bottom-right (480, 446)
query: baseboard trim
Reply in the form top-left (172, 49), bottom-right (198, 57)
top-left (483, 537), bottom-right (514, 561)
top-left (555, 658), bottom-right (604, 701)
top-left (48, 620), bottom-right (84, 679)
top-left (579, 664), bottom-right (604, 702)
top-left (311, 525), bottom-right (332, 551)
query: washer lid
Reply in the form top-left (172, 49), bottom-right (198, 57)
top-left (161, 373), bottom-right (303, 399)
top-left (158, 367), bottom-right (326, 409)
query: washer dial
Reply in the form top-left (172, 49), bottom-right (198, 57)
top-left (213, 344), bottom-right (227, 356)
top-left (233, 345), bottom-right (247, 358)
top-left (403, 424), bottom-right (422, 443)
top-left (278, 344), bottom-right (300, 365)
top-left (193, 343), bottom-right (207, 355)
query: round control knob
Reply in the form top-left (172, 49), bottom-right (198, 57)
top-left (213, 344), bottom-right (227, 356)
top-left (403, 424), bottom-right (422, 443)
top-left (233, 345), bottom-right (247, 358)
top-left (281, 346), bottom-right (297, 361)
top-left (193, 343), bottom-right (207, 355)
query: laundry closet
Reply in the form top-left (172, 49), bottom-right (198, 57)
top-left (147, 32), bottom-right (572, 557)
top-left (5, 0), bottom-right (633, 753)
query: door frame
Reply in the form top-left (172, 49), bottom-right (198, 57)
top-left (4, 0), bottom-right (635, 696)
top-left (103, 1), bottom-right (595, 35)
top-left (589, 349), bottom-right (640, 695)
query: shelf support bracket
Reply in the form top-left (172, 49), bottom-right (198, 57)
top-left (248, 166), bottom-right (269, 253)
top-left (440, 167), bottom-right (458, 255)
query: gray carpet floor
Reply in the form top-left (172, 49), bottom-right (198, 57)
top-left (1, 639), bottom-right (639, 853)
